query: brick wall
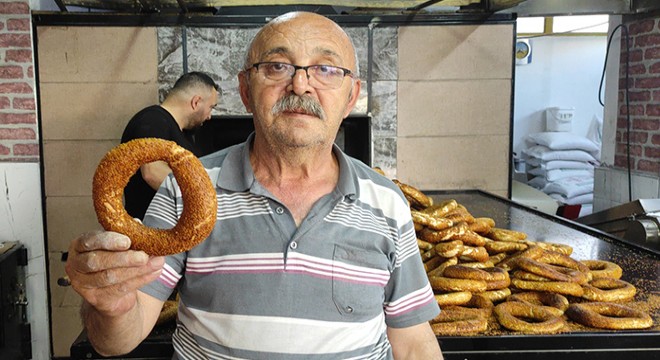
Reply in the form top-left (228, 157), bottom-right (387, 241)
top-left (617, 12), bottom-right (660, 175)
top-left (0, 0), bottom-right (37, 162)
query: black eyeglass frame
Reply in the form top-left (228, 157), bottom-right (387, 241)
top-left (247, 62), bottom-right (354, 87)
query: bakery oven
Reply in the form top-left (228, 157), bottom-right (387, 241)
top-left (0, 242), bottom-right (30, 360)
top-left (193, 114), bottom-right (372, 166)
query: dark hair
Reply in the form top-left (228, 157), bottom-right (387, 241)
top-left (172, 71), bottom-right (219, 92)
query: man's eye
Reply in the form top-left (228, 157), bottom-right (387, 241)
top-left (315, 65), bottom-right (341, 76)
top-left (268, 63), bottom-right (289, 72)
top-left (316, 65), bottom-right (332, 74)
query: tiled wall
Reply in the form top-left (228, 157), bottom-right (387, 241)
top-left (37, 22), bottom-right (513, 356)
top-left (594, 167), bottom-right (660, 210)
top-left (37, 26), bottom-right (159, 357)
top-left (396, 25), bottom-right (513, 196)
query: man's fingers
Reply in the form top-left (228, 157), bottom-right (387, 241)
top-left (71, 250), bottom-right (149, 274)
top-left (73, 259), bottom-right (163, 289)
top-left (72, 231), bottom-right (131, 253)
top-left (77, 269), bottom-right (164, 316)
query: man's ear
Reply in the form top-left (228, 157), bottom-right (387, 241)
top-left (190, 94), bottom-right (202, 110)
top-left (342, 78), bottom-right (361, 119)
top-left (238, 71), bottom-right (253, 113)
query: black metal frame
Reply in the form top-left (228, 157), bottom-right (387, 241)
top-left (31, 11), bottom-right (515, 27)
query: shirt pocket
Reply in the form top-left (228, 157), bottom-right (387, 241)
top-left (331, 243), bottom-right (391, 317)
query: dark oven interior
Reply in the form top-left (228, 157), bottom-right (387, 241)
top-left (192, 115), bottom-right (372, 166)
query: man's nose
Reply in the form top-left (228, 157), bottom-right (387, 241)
top-left (290, 68), bottom-right (312, 95)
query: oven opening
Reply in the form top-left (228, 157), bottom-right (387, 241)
top-left (192, 115), bottom-right (372, 166)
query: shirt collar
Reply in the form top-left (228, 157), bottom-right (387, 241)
top-left (216, 132), bottom-right (358, 199)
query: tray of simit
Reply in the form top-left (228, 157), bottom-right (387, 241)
top-left (419, 189), bottom-right (659, 360)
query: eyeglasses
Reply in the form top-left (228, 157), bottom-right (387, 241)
top-left (248, 62), bottom-right (354, 90)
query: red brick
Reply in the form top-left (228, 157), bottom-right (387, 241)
top-left (651, 61), bottom-right (660, 74)
top-left (0, 144), bottom-right (9, 155)
top-left (12, 143), bottom-right (38, 156)
top-left (5, 49), bottom-right (32, 63)
top-left (0, 97), bottom-right (10, 109)
top-left (652, 134), bottom-right (660, 145)
top-left (616, 117), bottom-right (633, 129)
top-left (627, 90), bottom-right (651, 102)
top-left (0, 128), bottom-right (35, 139)
top-left (0, 2), bottom-right (29, 14)
top-left (632, 131), bottom-right (649, 144)
top-left (0, 33), bottom-right (31, 48)
top-left (629, 19), bottom-right (656, 35)
top-left (635, 34), bottom-right (660, 47)
top-left (12, 97), bottom-right (34, 110)
top-left (619, 104), bottom-right (644, 115)
top-left (647, 104), bottom-right (660, 116)
top-left (0, 82), bottom-right (32, 94)
top-left (645, 146), bottom-right (660, 158)
top-left (26, 66), bottom-right (32, 78)
top-left (654, 90), bottom-right (660, 101)
top-left (0, 65), bottom-right (23, 79)
top-left (632, 118), bottom-right (660, 131)
top-left (638, 159), bottom-right (659, 173)
top-left (0, 112), bottom-right (35, 124)
top-left (621, 48), bottom-right (643, 63)
top-left (646, 46), bottom-right (660, 59)
top-left (614, 154), bottom-right (634, 169)
top-left (619, 77), bottom-right (634, 89)
top-left (0, 21), bottom-right (4, 31)
top-left (616, 143), bottom-right (642, 156)
top-left (636, 76), bottom-right (660, 89)
top-left (7, 18), bottom-right (29, 32)
top-left (627, 63), bottom-right (647, 75)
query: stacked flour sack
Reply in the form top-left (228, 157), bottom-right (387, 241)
top-left (523, 132), bottom-right (600, 217)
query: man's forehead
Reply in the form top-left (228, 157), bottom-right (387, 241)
top-left (252, 22), bottom-right (352, 63)
top-left (260, 44), bottom-right (341, 59)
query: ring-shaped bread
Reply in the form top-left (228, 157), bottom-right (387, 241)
top-left (93, 138), bottom-right (217, 256)
top-left (566, 302), bottom-right (653, 330)
top-left (507, 291), bottom-right (569, 317)
top-left (581, 278), bottom-right (636, 302)
top-left (580, 260), bottom-right (623, 279)
top-left (510, 278), bottom-right (584, 297)
top-left (494, 301), bottom-right (566, 334)
top-left (430, 310), bottom-right (488, 336)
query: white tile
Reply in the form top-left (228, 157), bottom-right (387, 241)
top-left (632, 173), bottom-right (660, 199)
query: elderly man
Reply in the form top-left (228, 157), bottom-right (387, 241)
top-left (66, 11), bottom-right (443, 359)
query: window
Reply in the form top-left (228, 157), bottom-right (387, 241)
top-left (517, 15), bottom-right (609, 37)
top-left (553, 15), bottom-right (609, 33)
top-left (517, 17), bottom-right (545, 34)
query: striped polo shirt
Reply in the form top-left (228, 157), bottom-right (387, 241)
top-left (141, 134), bottom-right (439, 359)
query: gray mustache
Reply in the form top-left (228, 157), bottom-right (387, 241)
top-left (271, 94), bottom-right (326, 120)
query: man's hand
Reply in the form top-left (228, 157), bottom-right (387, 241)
top-left (65, 231), bottom-right (164, 317)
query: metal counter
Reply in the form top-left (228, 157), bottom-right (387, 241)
top-left (427, 190), bottom-right (659, 360)
top-left (71, 190), bottom-right (659, 359)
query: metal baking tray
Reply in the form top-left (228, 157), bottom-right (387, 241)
top-left (426, 190), bottom-right (659, 360)
top-left (71, 189), bottom-right (659, 359)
